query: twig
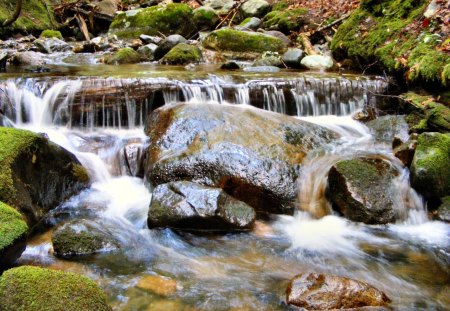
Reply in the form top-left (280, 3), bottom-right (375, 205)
top-left (316, 13), bottom-right (350, 32)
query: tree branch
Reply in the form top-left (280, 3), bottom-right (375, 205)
top-left (2, 0), bottom-right (23, 27)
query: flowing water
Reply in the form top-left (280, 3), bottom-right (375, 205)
top-left (0, 70), bottom-right (449, 310)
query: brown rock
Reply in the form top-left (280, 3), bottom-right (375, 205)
top-left (137, 275), bottom-right (178, 296)
top-left (286, 273), bottom-right (390, 310)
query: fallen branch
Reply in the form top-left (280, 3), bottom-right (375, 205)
top-left (75, 14), bottom-right (90, 41)
top-left (316, 13), bottom-right (350, 32)
top-left (2, 0), bottom-right (23, 27)
top-left (299, 33), bottom-right (317, 55)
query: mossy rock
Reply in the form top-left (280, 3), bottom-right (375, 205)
top-left (331, 0), bottom-right (450, 86)
top-left (193, 7), bottom-right (219, 30)
top-left (434, 196), bottom-right (450, 222)
top-left (0, 202), bottom-right (28, 268)
top-left (109, 3), bottom-right (196, 39)
top-left (262, 8), bottom-right (308, 34)
top-left (106, 47), bottom-right (141, 64)
top-left (160, 43), bottom-right (202, 65)
top-left (52, 220), bottom-right (120, 258)
top-left (0, 127), bottom-right (89, 226)
top-left (40, 29), bottom-right (63, 39)
top-left (410, 132), bottom-right (450, 208)
top-left (0, 266), bottom-right (111, 311)
top-left (202, 28), bottom-right (286, 54)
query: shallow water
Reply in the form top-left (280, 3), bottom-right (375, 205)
top-left (1, 69), bottom-right (448, 310)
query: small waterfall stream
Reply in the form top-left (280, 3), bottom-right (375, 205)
top-left (0, 73), bottom-right (448, 310)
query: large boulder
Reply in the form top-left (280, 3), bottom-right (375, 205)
top-left (327, 157), bottom-right (400, 224)
top-left (262, 8), bottom-right (308, 34)
top-left (52, 220), bottom-right (120, 258)
top-left (202, 28), bottom-right (287, 54)
top-left (145, 103), bottom-right (337, 214)
top-left (160, 43), bottom-right (202, 65)
top-left (148, 181), bottom-right (256, 231)
top-left (0, 127), bottom-right (89, 226)
top-left (0, 266), bottom-right (111, 311)
top-left (410, 132), bottom-right (450, 208)
top-left (109, 3), bottom-right (196, 39)
top-left (0, 202), bottom-right (28, 268)
top-left (10, 51), bottom-right (45, 66)
top-left (286, 273), bottom-right (390, 309)
top-left (34, 38), bottom-right (72, 54)
top-left (366, 115), bottom-right (409, 143)
top-left (105, 47), bottom-right (141, 64)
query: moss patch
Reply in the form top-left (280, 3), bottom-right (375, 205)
top-left (0, 266), bottom-right (111, 311)
top-left (40, 29), bottom-right (62, 39)
top-left (106, 47), bottom-right (141, 64)
top-left (193, 7), bottom-right (219, 30)
top-left (109, 3), bottom-right (195, 39)
top-left (262, 8), bottom-right (308, 33)
top-left (0, 202), bottom-right (27, 251)
top-left (160, 43), bottom-right (202, 65)
top-left (202, 28), bottom-right (286, 53)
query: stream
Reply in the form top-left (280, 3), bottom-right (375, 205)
top-left (0, 66), bottom-right (449, 310)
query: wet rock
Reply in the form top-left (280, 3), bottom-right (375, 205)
top-left (253, 52), bottom-right (282, 67)
top-left (410, 132), bottom-right (450, 208)
top-left (0, 127), bottom-right (89, 226)
top-left (0, 51), bottom-right (7, 72)
top-left (286, 273), bottom-right (390, 309)
top-left (193, 7), bottom-right (220, 30)
top-left (137, 275), bottom-right (178, 296)
top-left (240, 0), bottom-right (270, 18)
top-left (148, 181), bottom-right (256, 231)
top-left (52, 220), bottom-right (120, 258)
top-left (154, 35), bottom-right (188, 60)
top-left (301, 55), bottom-right (335, 71)
top-left (327, 157), bottom-right (400, 224)
top-left (118, 140), bottom-right (145, 177)
top-left (282, 48), bottom-right (304, 68)
top-left (220, 61), bottom-right (241, 70)
top-left (24, 65), bottom-right (51, 73)
top-left (10, 51), bottom-right (45, 66)
top-left (0, 202), bottom-right (28, 268)
top-left (34, 38), bottom-right (72, 54)
top-left (159, 43), bottom-right (202, 65)
top-left (366, 115), bottom-right (409, 143)
top-left (244, 65), bottom-right (280, 72)
top-left (203, 29), bottom-right (286, 54)
top-left (89, 36), bottom-right (111, 52)
top-left (139, 34), bottom-right (163, 45)
top-left (109, 4), bottom-right (196, 39)
top-left (145, 103), bottom-right (337, 214)
top-left (393, 134), bottom-right (418, 167)
top-left (138, 43), bottom-right (159, 61)
top-left (433, 196), bottom-right (450, 222)
top-left (0, 266), bottom-right (111, 311)
top-left (106, 47), bottom-right (141, 64)
top-left (237, 17), bottom-right (262, 30)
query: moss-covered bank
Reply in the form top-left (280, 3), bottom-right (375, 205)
top-left (0, 202), bottom-right (28, 267)
top-left (331, 0), bottom-right (450, 87)
top-left (0, 266), bottom-right (111, 311)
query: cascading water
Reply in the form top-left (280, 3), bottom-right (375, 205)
top-left (1, 72), bottom-right (448, 310)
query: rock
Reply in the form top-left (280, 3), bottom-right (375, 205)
top-left (138, 43), bottom-right (159, 61)
top-left (263, 8), bottom-right (308, 33)
top-left (159, 43), bottom-right (202, 65)
top-left (220, 61), bottom-right (241, 70)
top-left (24, 65), bottom-right (51, 73)
top-left (34, 38), bottom-right (72, 54)
top-left (109, 4), bottom-right (196, 39)
top-left (148, 181), bottom-right (256, 231)
top-left (203, 0), bottom-right (235, 14)
top-left (118, 140), bottom-right (145, 177)
top-left (139, 34), bottom-right (163, 45)
top-left (40, 30), bottom-right (63, 39)
top-left (0, 266), bottom-right (111, 311)
top-left (52, 220), bottom-right (119, 258)
top-left (193, 7), bottom-right (220, 30)
top-left (106, 47), bottom-right (141, 64)
top-left (0, 202), bottom-right (28, 268)
top-left (240, 0), bottom-right (270, 18)
top-left (286, 273), bottom-right (390, 309)
top-left (244, 65), bottom-right (280, 72)
top-left (366, 115), bottom-right (409, 143)
top-left (0, 51), bottom-right (7, 71)
top-left (393, 134), bottom-right (418, 167)
top-left (410, 132), bottom-right (450, 208)
top-left (202, 29), bottom-right (286, 54)
top-left (89, 36), bottom-right (111, 52)
top-left (154, 34), bottom-right (188, 60)
top-left (0, 127), bottom-right (89, 226)
top-left (327, 157), bottom-right (400, 224)
top-left (434, 196), bottom-right (450, 222)
top-left (145, 103), bottom-right (336, 214)
top-left (96, 0), bottom-right (120, 18)
top-left (259, 29), bottom-right (291, 46)
top-left (137, 275), bottom-right (178, 296)
top-left (301, 55), bottom-right (335, 71)
top-left (10, 51), bottom-right (45, 66)
top-left (237, 17), bottom-right (262, 30)
top-left (253, 52), bottom-right (282, 67)
top-left (282, 48), bottom-right (304, 68)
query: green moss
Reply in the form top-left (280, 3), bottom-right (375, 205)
top-left (0, 0), bottom-right (54, 37)
top-left (202, 28), bottom-right (286, 53)
top-left (262, 8), bottom-right (308, 33)
top-left (0, 266), bottom-right (111, 311)
top-left (0, 127), bottom-right (41, 204)
top-left (40, 29), bottom-right (62, 39)
top-left (160, 43), bottom-right (202, 65)
top-left (272, 1), bottom-right (289, 11)
top-left (72, 164), bottom-right (90, 184)
top-left (193, 7), bottom-right (218, 30)
top-left (0, 202), bottom-right (27, 251)
top-left (109, 3), bottom-right (195, 39)
top-left (106, 48), bottom-right (141, 65)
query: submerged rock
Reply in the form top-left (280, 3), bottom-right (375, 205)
top-left (410, 132), bottom-right (450, 208)
top-left (137, 275), bottom-right (178, 296)
top-left (0, 266), bottom-right (111, 311)
top-left (148, 181), bottom-right (256, 231)
top-left (145, 103), bottom-right (337, 214)
top-left (159, 43), bottom-right (202, 65)
top-left (244, 65), bottom-right (280, 72)
top-left (0, 202), bottom-right (28, 268)
top-left (52, 220), bottom-right (120, 258)
top-left (327, 157), bottom-right (400, 224)
top-left (286, 273), bottom-right (390, 309)
top-left (0, 127), bottom-right (89, 226)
